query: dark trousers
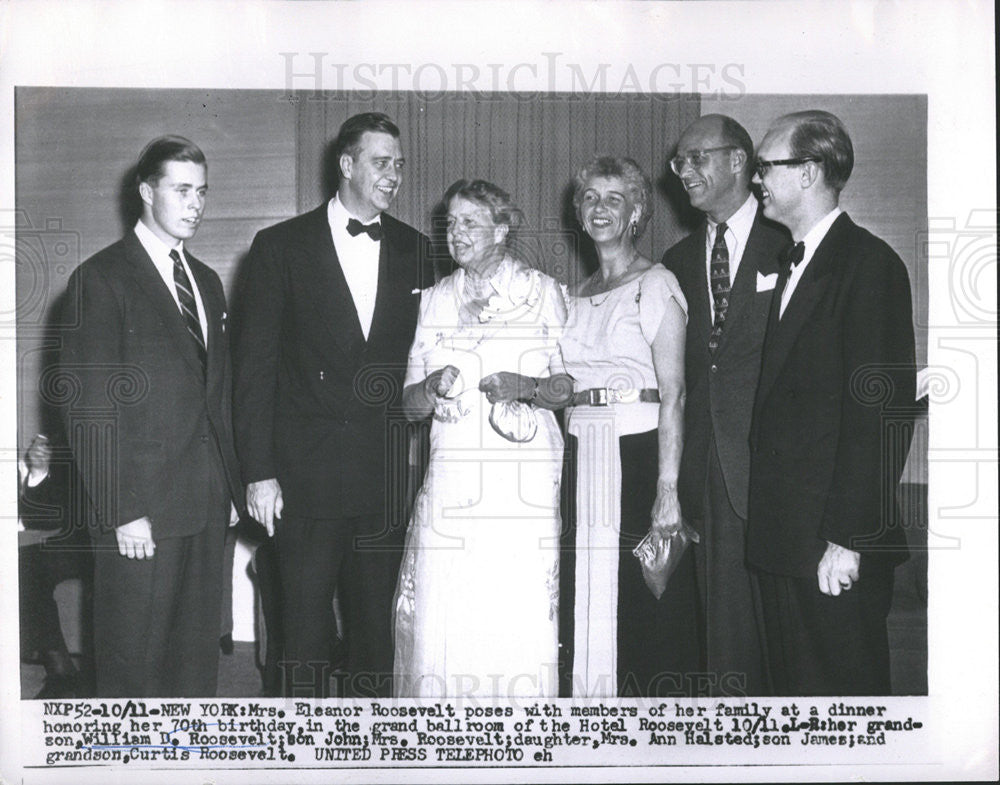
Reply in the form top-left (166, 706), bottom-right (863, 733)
top-left (693, 435), bottom-right (768, 696)
top-left (275, 512), bottom-right (403, 698)
top-left (93, 518), bottom-right (227, 697)
top-left (756, 561), bottom-right (895, 696)
top-left (19, 533), bottom-right (92, 663)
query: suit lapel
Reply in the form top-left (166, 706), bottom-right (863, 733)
top-left (684, 227), bottom-right (713, 350)
top-left (714, 210), bottom-right (779, 357)
top-left (300, 206), bottom-right (366, 357)
top-left (366, 220), bottom-right (399, 349)
top-left (756, 214), bottom-right (847, 406)
top-left (189, 258), bottom-right (224, 387)
top-left (122, 233), bottom-right (205, 383)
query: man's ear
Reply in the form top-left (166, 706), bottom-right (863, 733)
top-left (339, 153), bottom-right (354, 182)
top-left (730, 148), bottom-right (748, 174)
top-left (138, 181), bottom-right (153, 207)
top-left (799, 161), bottom-right (821, 189)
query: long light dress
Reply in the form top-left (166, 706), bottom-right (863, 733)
top-left (393, 256), bottom-right (566, 698)
top-left (559, 264), bottom-right (700, 697)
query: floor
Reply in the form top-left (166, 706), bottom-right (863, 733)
top-left (20, 485), bottom-right (928, 699)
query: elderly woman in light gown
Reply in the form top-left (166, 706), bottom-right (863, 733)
top-left (482, 157), bottom-right (701, 697)
top-left (393, 179), bottom-right (567, 698)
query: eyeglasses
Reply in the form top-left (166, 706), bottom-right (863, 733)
top-left (753, 157), bottom-right (822, 178)
top-left (669, 146), bottom-right (736, 175)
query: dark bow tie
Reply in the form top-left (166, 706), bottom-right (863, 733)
top-left (346, 218), bottom-right (382, 241)
top-left (782, 241), bottom-right (805, 270)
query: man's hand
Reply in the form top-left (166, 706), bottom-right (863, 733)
top-left (117, 517), bottom-right (156, 559)
top-left (229, 502), bottom-right (240, 527)
top-left (817, 540), bottom-right (861, 596)
top-left (247, 478), bottom-right (283, 537)
top-left (24, 434), bottom-right (51, 488)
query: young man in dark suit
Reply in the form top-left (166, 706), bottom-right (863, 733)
top-left (749, 110), bottom-right (916, 695)
top-left (662, 115), bottom-right (788, 697)
top-left (233, 113), bottom-right (435, 698)
top-left (59, 136), bottom-right (244, 697)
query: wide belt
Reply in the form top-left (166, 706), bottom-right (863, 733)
top-left (569, 387), bottom-right (660, 407)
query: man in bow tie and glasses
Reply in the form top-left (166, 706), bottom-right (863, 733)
top-left (59, 136), bottom-right (245, 696)
top-left (233, 112), bottom-right (435, 697)
top-left (747, 111), bottom-right (917, 695)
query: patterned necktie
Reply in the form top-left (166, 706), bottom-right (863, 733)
top-left (708, 222), bottom-right (730, 352)
top-left (169, 248), bottom-right (207, 373)
top-left (346, 218), bottom-right (383, 241)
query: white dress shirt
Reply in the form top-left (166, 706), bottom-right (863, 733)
top-left (134, 219), bottom-right (208, 345)
top-left (328, 193), bottom-right (381, 340)
top-left (779, 207), bottom-right (842, 318)
top-left (704, 192), bottom-right (759, 321)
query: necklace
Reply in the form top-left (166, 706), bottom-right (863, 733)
top-left (586, 252), bottom-right (642, 305)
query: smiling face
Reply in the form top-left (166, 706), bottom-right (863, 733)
top-left (446, 195), bottom-right (508, 273)
top-left (673, 119), bottom-right (745, 223)
top-left (339, 131), bottom-right (404, 221)
top-left (139, 159), bottom-right (207, 246)
top-left (577, 176), bottom-right (641, 245)
top-left (752, 125), bottom-right (802, 228)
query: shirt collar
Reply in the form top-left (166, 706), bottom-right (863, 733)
top-left (134, 218), bottom-right (183, 260)
top-left (800, 207), bottom-right (843, 265)
top-left (707, 192), bottom-right (758, 245)
top-left (329, 192), bottom-right (382, 230)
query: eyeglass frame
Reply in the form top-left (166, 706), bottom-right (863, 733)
top-left (753, 157), bottom-right (823, 178)
top-left (669, 146), bottom-right (738, 175)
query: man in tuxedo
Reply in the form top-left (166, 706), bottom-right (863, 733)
top-left (661, 115), bottom-right (788, 696)
top-left (233, 112), bottom-right (434, 698)
top-left (59, 136), bottom-right (244, 697)
top-left (748, 110), bottom-right (916, 695)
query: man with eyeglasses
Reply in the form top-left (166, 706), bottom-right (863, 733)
top-left (661, 115), bottom-right (788, 697)
top-left (747, 110), bottom-right (916, 695)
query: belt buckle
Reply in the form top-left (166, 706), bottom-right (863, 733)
top-left (587, 388), bottom-right (609, 406)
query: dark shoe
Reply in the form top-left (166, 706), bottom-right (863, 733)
top-left (219, 633), bottom-right (234, 655)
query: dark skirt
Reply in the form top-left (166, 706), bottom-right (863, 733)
top-left (559, 429), bottom-right (702, 697)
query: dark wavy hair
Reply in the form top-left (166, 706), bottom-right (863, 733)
top-left (332, 112), bottom-right (401, 163)
top-left (571, 156), bottom-right (653, 238)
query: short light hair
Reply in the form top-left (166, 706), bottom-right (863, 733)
top-left (775, 110), bottom-right (854, 192)
top-left (135, 136), bottom-right (206, 188)
top-left (572, 156), bottom-right (653, 237)
top-left (332, 112), bottom-right (401, 163)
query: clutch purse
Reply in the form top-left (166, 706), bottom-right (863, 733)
top-left (488, 400), bottom-right (538, 443)
top-left (632, 518), bottom-right (700, 599)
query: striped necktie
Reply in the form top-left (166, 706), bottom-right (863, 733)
top-left (708, 221), bottom-right (730, 352)
top-left (169, 248), bottom-right (207, 373)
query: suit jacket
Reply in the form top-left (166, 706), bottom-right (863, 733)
top-left (59, 232), bottom-right (244, 540)
top-left (747, 213), bottom-right (916, 578)
top-left (662, 207), bottom-right (788, 523)
top-left (232, 205), bottom-right (435, 518)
